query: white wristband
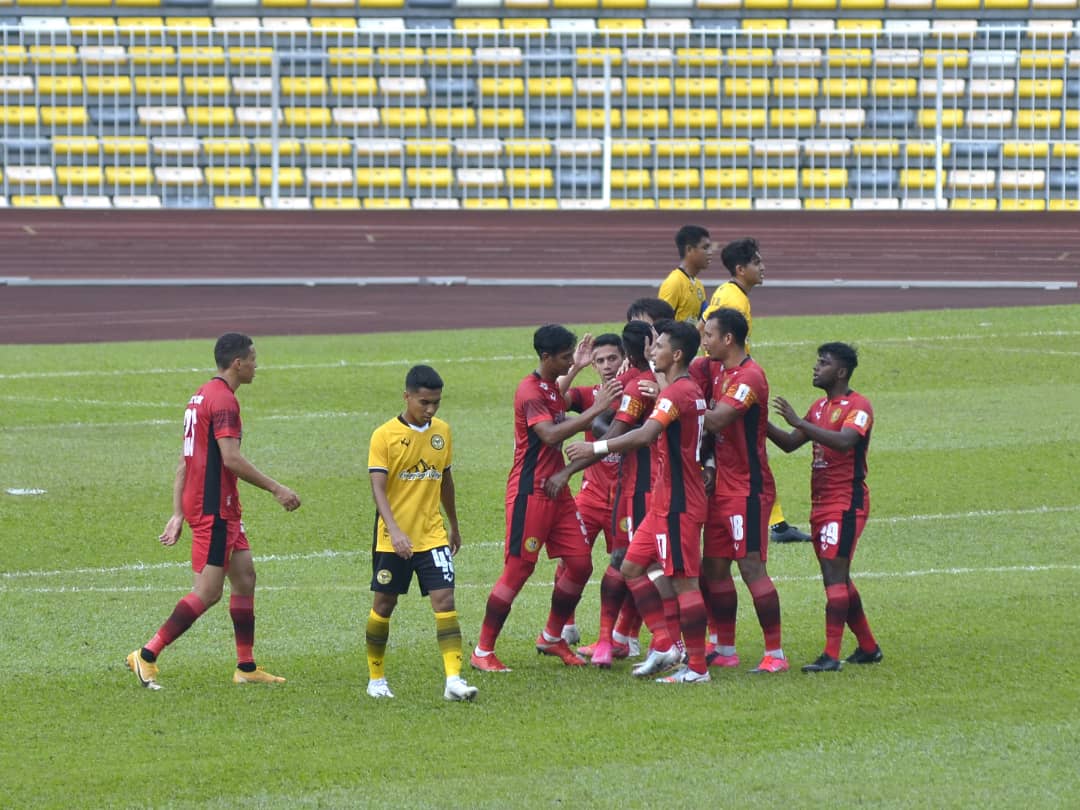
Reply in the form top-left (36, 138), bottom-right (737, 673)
top-left (593, 440), bottom-right (609, 456)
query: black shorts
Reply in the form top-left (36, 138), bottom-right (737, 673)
top-left (371, 546), bottom-right (455, 596)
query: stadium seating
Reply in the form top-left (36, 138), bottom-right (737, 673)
top-left (0, 8), bottom-right (1078, 208)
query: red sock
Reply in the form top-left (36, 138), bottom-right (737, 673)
top-left (146, 592), bottom-right (207, 657)
top-left (553, 560), bottom-right (576, 628)
top-left (702, 576), bottom-right (738, 646)
top-left (677, 591), bottom-right (708, 673)
top-left (544, 555), bottom-right (591, 638)
top-left (627, 575), bottom-right (672, 651)
top-left (748, 576), bottom-right (782, 651)
top-left (662, 594), bottom-right (681, 649)
top-left (824, 583), bottom-right (848, 659)
top-left (597, 565), bottom-right (626, 644)
top-left (230, 594), bottom-right (256, 665)
top-left (846, 581), bottom-right (878, 652)
top-left (614, 594), bottom-right (641, 639)
top-left (478, 556), bottom-right (534, 651)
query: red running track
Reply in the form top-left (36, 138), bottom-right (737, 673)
top-left (1, 211), bottom-right (1077, 343)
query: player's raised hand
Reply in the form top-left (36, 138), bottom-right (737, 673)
top-left (594, 378), bottom-right (623, 410)
top-left (772, 396), bottom-right (801, 427)
top-left (572, 333), bottom-right (595, 368)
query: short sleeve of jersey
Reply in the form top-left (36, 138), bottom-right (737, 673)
top-left (844, 398), bottom-right (873, 436)
top-left (211, 392), bottom-right (242, 440)
top-left (720, 367), bottom-right (763, 414)
top-left (648, 391), bottom-right (682, 428)
top-left (615, 380), bottom-right (651, 426)
top-left (367, 424), bottom-right (390, 472)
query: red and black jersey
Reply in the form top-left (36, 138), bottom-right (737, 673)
top-left (181, 377), bottom-right (242, 521)
top-left (804, 391), bottom-right (873, 512)
top-left (507, 372), bottom-right (568, 500)
top-left (712, 357), bottom-right (776, 501)
top-left (613, 366), bottom-right (657, 501)
top-left (568, 384), bottom-right (620, 502)
top-left (646, 375), bottom-right (707, 521)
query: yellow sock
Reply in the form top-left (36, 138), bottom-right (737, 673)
top-left (434, 610), bottom-right (463, 678)
top-left (366, 609), bottom-right (390, 680)
top-left (769, 500), bottom-right (785, 527)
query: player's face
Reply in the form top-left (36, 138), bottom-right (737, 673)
top-left (403, 386), bottom-right (442, 426)
top-left (686, 238), bottom-right (714, 272)
top-left (548, 347), bottom-right (576, 377)
top-left (740, 253), bottom-right (765, 287)
top-left (652, 333), bottom-right (676, 375)
top-left (812, 353), bottom-right (840, 390)
top-left (701, 319), bottom-right (725, 360)
top-left (235, 348), bottom-right (257, 384)
top-left (591, 345), bottom-right (624, 382)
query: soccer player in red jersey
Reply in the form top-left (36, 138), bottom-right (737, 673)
top-left (548, 333), bottom-right (625, 646)
top-left (568, 320), bottom-right (710, 684)
top-left (126, 333), bottom-right (301, 690)
top-left (768, 342), bottom-right (882, 672)
top-left (471, 324), bottom-right (619, 672)
top-left (699, 308), bottom-right (789, 674)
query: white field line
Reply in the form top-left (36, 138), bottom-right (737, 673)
top-left (3, 331), bottom-right (1080, 383)
top-left (2, 505), bottom-right (1078, 592)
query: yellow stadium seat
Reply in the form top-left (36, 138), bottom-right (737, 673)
top-left (626, 77), bottom-right (672, 97)
top-left (1020, 50), bottom-right (1066, 69)
top-left (1053, 143), bottom-right (1080, 158)
top-left (1017, 79), bottom-right (1064, 98)
top-left (310, 17), bottom-right (358, 33)
top-left (704, 139), bottom-right (752, 157)
top-left (1048, 200), bottom-right (1080, 211)
top-left (165, 16), bottom-right (212, 32)
top-left (770, 109), bottom-right (816, 128)
top-left (773, 78), bottom-right (820, 98)
top-left (205, 167), bottom-right (254, 187)
top-left (282, 77), bottom-right (328, 97)
top-left (724, 78), bottom-right (770, 98)
top-left (214, 196), bottom-right (261, 210)
top-left (674, 78), bottom-right (719, 99)
top-left (106, 166), bottom-right (154, 186)
top-left (204, 139), bottom-right (251, 157)
top-left (229, 48), bottom-right (274, 67)
top-left (101, 138), bottom-right (148, 157)
top-left (743, 19), bottom-right (788, 32)
top-left (130, 48), bottom-right (176, 67)
top-left (706, 198), bottom-right (754, 210)
top-left (528, 77), bottom-right (574, 97)
top-left (306, 139), bottom-right (352, 157)
top-left (36, 76), bottom-right (84, 95)
top-left (657, 199), bottom-right (706, 210)
top-left (576, 109), bottom-right (623, 128)
top-left (13, 196), bottom-right (62, 208)
top-left (792, 0), bottom-right (837, 8)
top-left (906, 141), bottom-right (952, 157)
top-left (1016, 110), bottom-right (1062, 129)
top-left (454, 17), bottom-right (500, 32)
top-left (721, 109), bottom-right (767, 128)
top-left (726, 48), bottom-right (773, 67)
top-left (187, 107), bottom-right (234, 127)
top-left (328, 48), bottom-right (375, 66)
top-left (179, 47), bottom-right (225, 67)
top-left (918, 109), bottom-right (964, 128)
top-left (677, 48), bottom-right (722, 67)
top-left (576, 47), bottom-right (624, 67)
top-left (827, 49), bottom-right (872, 67)
top-left (379, 108), bottom-right (428, 128)
top-left (922, 49), bottom-right (970, 69)
top-left (257, 168), bottom-right (304, 188)
top-left (56, 166), bottom-right (103, 187)
top-left (479, 78), bottom-right (525, 98)
top-left (598, 18), bottom-right (645, 34)
top-left (1000, 199), bottom-right (1046, 212)
top-left (0, 47), bottom-right (27, 66)
top-left (502, 19), bottom-right (549, 35)
top-left (823, 78), bottom-right (868, 97)
top-left (330, 77), bottom-right (378, 98)
top-left (462, 198), bottom-right (510, 210)
top-left (30, 46), bottom-right (78, 66)
top-left (610, 199), bottom-right (656, 210)
top-left (431, 108), bottom-right (477, 128)
top-left (745, 0), bottom-right (789, 7)
top-left (504, 139), bottom-right (552, 157)
top-left (801, 168), bottom-right (848, 189)
top-left (611, 169), bottom-right (651, 189)
top-left (900, 169), bottom-right (940, 189)
top-left (406, 168), bottom-right (452, 188)
top-left (283, 107), bottom-right (332, 127)
top-left (752, 168), bottom-right (798, 188)
top-left (363, 198), bottom-right (411, 210)
top-left (984, 0), bottom-right (1028, 7)
top-left (803, 197), bottom-right (852, 209)
top-left (53, 137), bottom-right (99, 157)
top-left (852, 139), bottom-right (900, 157)
top-left (625, 109), bottom-right (669, 128)
top-left (655, 169), bottom-right (700, 190)
top-left (136, 77), bottom-right (180, 96)
top-left (950, 199), bottom-right (997, 211)
top-left (184, 77), bottom-right (229, 98)
top-left (836, 18), bottom-right (883, 33)
top-left (480, 109), bottom-right (525, 128)
top-left (1003, 141), bottom-right (1049, 159)
top-left (511, 199), bottom-right (559, 211)
top-left (378, 48), bottom-right (425, 66)
top-left (427, 48), bottom-right (473, 67)
top-left (1, 107), bottom-right (37, 125)
top-left (255, 140), bottom-right (302, 157)
top-left (655, 139), bottom-right (701, 157)
top-left (41, 107), bottom-right (88, 126)
top-left (314, 197), bottom-right (362, 210)
top-left (405, 139), bottom-right (451, 157)
top-left (873, 78), bottom-right (916, 98)
top-left (506, 169), bottom-right (554, 190)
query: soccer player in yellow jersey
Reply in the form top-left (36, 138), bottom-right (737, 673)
top-left (365, 365), bottom-right (478, 702)
top-left (658, 225), bottom-right (712, 325)
top-left (703, 238), bottom-right (812, 547)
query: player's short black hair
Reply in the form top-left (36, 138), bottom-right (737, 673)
top-left (621, 320), bottom-right (653, 364)
top-left (592, 333), bottom-right (624, 354)
top-left (534, 324), bottom-right (576, 358)
top-left (214, 333), bottom-right (254, 370)
top-left (405, 364), bottom-right (444, 392)
top-left (720, 238), bottom-right (760, 276)
top-left (626, 297), bottom-right (676, 323)
top-left (675, 225), bottom-right (710, 259)
top-left (706, 307), bottom-right (749, 347)
top-left (655, 319), bottom-right (700, 363)
top-left (818, 342), bottom-right (859, 378)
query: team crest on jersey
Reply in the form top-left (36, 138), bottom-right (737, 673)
top-left (831, 408), bottom-right (843, 423)
top-left (431, 434), bottom-right (445, 450)
top-left (376, 569), bottom-right (393, 585)
top-left (524, 537), bottom-right (540, 553)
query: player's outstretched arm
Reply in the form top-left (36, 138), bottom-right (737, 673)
top-left (767, 397), bottom-right (810, 453)
top-left (218, 437), bottom-right (301, 511)
top-left (533, 378), bottom-right (623, 446)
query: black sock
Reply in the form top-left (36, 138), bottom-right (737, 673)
top-left (140, 647), bottom-right (157, 663)
top-left (238, 661), bottom-right (256, 673)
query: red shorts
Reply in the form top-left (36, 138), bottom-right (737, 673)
top-left (612, 490), bottom-right (651, 551)
top-left (505, 490), bottom-right (590, 562)
top-left (576, 489), bottom-right (616, 553)
top-left (189, 514), bottom-right (249, 573)
top-left (811, 509), bottom-right (868, 560)
top-left (625, 511), bottom-right (703, 577)
top-left (703, 494), bottom-right (774, 562)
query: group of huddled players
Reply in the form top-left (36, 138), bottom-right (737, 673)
top-left (125, 228), bottom-right (881, 700)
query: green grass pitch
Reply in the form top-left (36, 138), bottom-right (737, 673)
top-left (1, 304), bottom-right (1078, 808)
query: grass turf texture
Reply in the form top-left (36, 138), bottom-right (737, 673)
top-left (1, 305), bottom-right (1078, 808)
